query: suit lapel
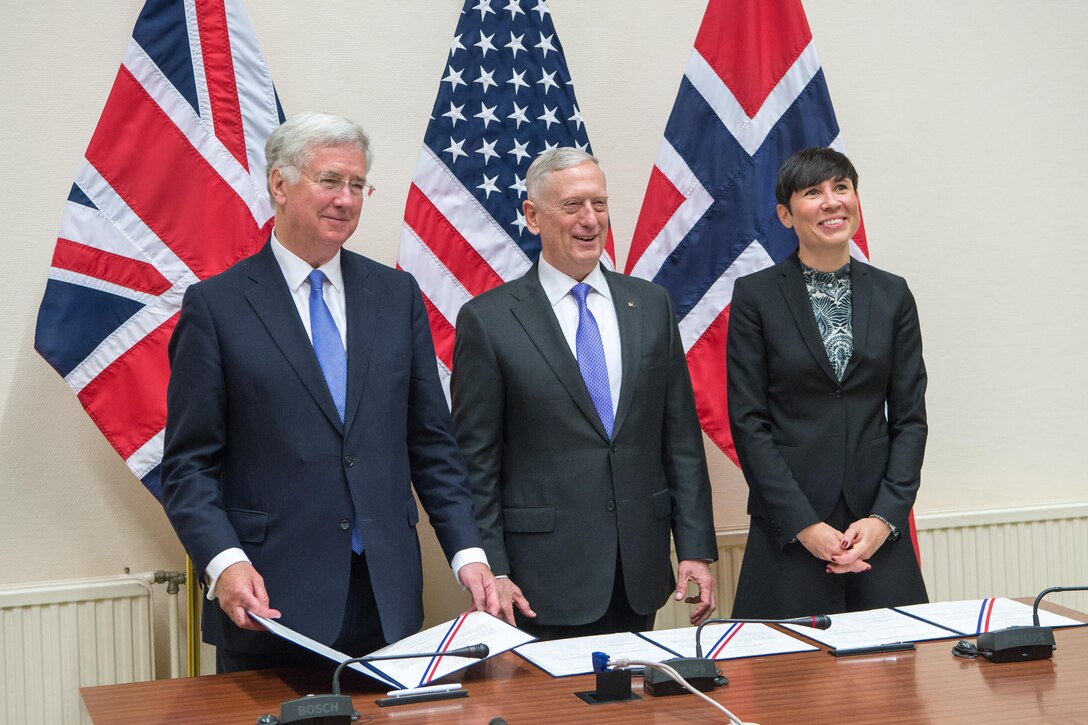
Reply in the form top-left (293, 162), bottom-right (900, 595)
top-left (244, 243), bottom-right (344, 432)
top-left (606, 271), bottom-right (641, 437)
top-left (778, 255), bottom-right (840, 384)
top-left (341, 252), bottom-right (377, 432)
top-left (510, 266), bottom-right (610, 440)
top-left (842, 257), bottom-right (871, 382)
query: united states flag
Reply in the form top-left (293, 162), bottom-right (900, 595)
top-left (398, 0), bottom-right (614, 398)
top-left (626, 0), bottom-right (868, 463)
top-left (34, 0), bottom-right (283, 499)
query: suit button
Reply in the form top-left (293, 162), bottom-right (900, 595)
top-left (610, 443), bottom-right (619, 453)
top-left (344, 456), bottom-right (355, 468)
top-left (339, 519), bottom-right (351, 531)
top-left (606, 500), bottom-right (616, 511)
top-left (832, 389), bottom-right (844, 399)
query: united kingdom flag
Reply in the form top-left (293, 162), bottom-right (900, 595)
top-left (626, 0), bottom-right (868, 463)
top-left (398, 0), bottom-right (613, 399)
top-left (34, 0), bottom-right (283, 499)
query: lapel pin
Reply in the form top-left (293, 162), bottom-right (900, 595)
top-left (627, 300), bottom-right (637, 308)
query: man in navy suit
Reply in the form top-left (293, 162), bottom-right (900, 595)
top-left (162, 112), bottom-right (498, 672)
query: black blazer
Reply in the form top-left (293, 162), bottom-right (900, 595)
top-left (162, 242), bottom-right (481, 653)
top-left (451, 263), bottom-right (717, 626)
top-left (727, 254), bottom-right (927, 546)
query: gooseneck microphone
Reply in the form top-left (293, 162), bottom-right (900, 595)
top-left (331, 644), bottom-right (490, 694)
top-left (1032, 586), bottom-right (1088, 626)
top-left (257, 644), bottom-right (490, 724)
top-left (695, 615), bottom-right (832, 657)
top-left (638, 614), bottom-right (832, 697)
top-left (963, 585), bottom-right (1088, 663)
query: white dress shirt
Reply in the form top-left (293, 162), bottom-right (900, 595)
top-left (536, 255), bottom-right (623, 415)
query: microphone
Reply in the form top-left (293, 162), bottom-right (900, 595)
top-left (335, 643), bottom-right (490, 670)
top-left (641, 614), bottom-right (832, 697)
top-left (695, 615), bottom-right (832, 657)
top-left (1031, 586), bottom-right (1088, 626)
top-left (256, 643), bottom-right (490, 725)
top-left (973, 586), bottom-right (1088, 663)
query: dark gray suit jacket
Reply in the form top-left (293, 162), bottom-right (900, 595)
top-left (162, 242), bottom-right (481, 653)
top-left (727, 254), bottom-right (928, 546)
top-left (451, 263), bottom-right (717, 626)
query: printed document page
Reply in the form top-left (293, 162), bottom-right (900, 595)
top-left (248, 612), bottom-right (398, 688)
top-left (781, 608), bottom-right (959, 649)
top-left (895, 598), bottom-right (1087, 635)
top-left (364, 611), bottom-right (535, 688)
top-left (249, 610), bottom-right (533, 689)
top-left (515, 632), bottom-right (677, 677)
top-left (642, 622), bottom-right (818, 659)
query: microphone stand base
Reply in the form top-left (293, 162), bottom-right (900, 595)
top-left (642, 657), bottom-right (721, 697)
top-left (977, 626), bottom-right (1056, 663)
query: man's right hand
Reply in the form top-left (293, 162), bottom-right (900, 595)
top-left (495, 577), bottom-right (536, 627)
top-left (216, 561), bottom-right (281, 630)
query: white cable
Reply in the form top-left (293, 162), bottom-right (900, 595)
top-left (611, 658), bottom-right (759, 725)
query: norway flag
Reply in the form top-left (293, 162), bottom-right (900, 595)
top-left (625, 0), bottom-right (868, 463)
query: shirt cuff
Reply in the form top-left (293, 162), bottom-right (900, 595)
top-left (204, 548), bottom-right (250, 601)
top-left (450, 547), bottom-right (489, 588)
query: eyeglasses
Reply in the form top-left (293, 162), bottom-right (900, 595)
top-left (302, 170), bottom-right (376, 198)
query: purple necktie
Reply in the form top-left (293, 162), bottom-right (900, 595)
top-left (571, 283), bottom-right (614, 437)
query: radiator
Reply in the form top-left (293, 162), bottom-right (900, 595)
top-left (0, 574), bottom-right (155, 725)
top-left (657, 502), bottom-right (1088, 628)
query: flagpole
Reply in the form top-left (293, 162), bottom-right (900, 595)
top-left (186, 556), bottom-right (200, 676)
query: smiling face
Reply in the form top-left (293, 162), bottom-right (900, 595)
top-left (269, 143), bottom-right (367, 267)
top-left (524, 160), bottom-right (609, 281)
top-left (777, 176), bottom-right (860, 269)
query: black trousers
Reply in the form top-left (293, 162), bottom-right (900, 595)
top-left (515, 554), bottom-right (655, 641)
top-left (216, 551), bottom-right (388, 673)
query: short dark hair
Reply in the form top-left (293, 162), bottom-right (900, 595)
top-left (775, 147), bottom-right (858, 208)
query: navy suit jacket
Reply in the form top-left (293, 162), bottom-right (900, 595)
top-left (162, 241), bottom-right (481, 653)
top-left (451, 264), bottom-right (717, 626)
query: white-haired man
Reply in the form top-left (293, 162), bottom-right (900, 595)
top-left (451, 148), bottom-right (717, 639)
top-left (163, 112), bottom-right (498, 672)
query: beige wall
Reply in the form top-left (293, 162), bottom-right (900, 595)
top-left (3, 0), bottom-right (1087, 673)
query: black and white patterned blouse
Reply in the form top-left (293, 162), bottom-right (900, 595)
top-left (801, 261), bottom-right (853, 381)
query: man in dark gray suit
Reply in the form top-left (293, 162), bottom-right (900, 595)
top-left (451, 148), bottom-right (717, 639)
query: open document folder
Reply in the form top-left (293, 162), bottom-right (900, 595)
top-left (514, 625), bottom-right (816, 677)
top-left (782, 598), bottom-right (1088, 650)
top-left (248, 610), bottom-right (536, 689)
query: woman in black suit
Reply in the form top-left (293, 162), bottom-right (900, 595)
top-left (727, 147), bottom-right (928, 618)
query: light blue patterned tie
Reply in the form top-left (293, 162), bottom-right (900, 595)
top-left (308, 270), bottom-right (347, 420)
top-left (308, 270), bottom-right (360, 553)
top-left (571, 283), bottom-right (614, 437)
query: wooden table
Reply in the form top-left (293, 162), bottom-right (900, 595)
top-left (82, 618), bottom-right (1088, 724)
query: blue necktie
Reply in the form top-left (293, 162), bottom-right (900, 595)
top-left (308, 270), bottom-right (361, 553)
top-left (308, 270), bottom-right (347, 421)
top-left (571, 283), bottom-right (614, 437)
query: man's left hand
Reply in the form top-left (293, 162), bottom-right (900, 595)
top-left (457, 562), bottom-right (501, 619)
top-left (675, 560), bottom-right (717, 625)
